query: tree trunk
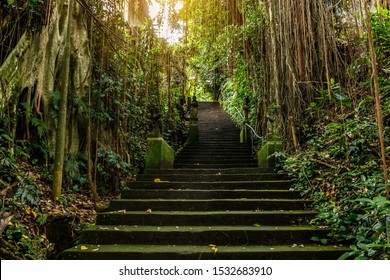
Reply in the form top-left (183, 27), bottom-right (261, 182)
top-left (363, 1), bottom-right (389, 200)
top-left (52, 0), bottom-right (73, 200)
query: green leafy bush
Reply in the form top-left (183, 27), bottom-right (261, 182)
top-left (282, 96), bottom-right (389, 259)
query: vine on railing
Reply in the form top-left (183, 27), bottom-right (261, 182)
top-left (234, 107), bottom-right (265, 154)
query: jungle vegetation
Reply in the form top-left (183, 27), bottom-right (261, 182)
top-left (0, 0), bottom-right (389, 259)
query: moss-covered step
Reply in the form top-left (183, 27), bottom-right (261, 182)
top-left (106, 198), bottom-right (312, 212)
top-left (178, 145), bottom-right (252, 151)
top-left (95, 210), bottom-right (318, 226)
top-left (62, 244), bottom-right (349, 260)
top-left (136, 173), bottom-right (287, 182)
top-left (121, 189), bottom-right (301, 200)
top-left (79, 225), bottom-right (332, 246)
top-left (175, 155), bottom-right (257, 161)
top-left (177, 146), bottom-right (252, 152)
top-left (126, 180), bottom-right (293, 190)
top-left (174, 159), bottom-right (258, 165)
top-left (175, 163), bottom-right (259, 168)
top-left (142, 168), bottom-right (275, 175)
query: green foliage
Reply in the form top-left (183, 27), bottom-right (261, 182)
top-left (371, 8), bottom-right (390, 69)
top-left (4, 220), bottom-right (50, 259)
top-left (55, 194), bottom-right (76, 207)
top-left (1, 0), bottom-right (46, 35)
top-left (96, 147), bottom-right (131, 194)
top-left (282, 89), bottom-right (390, 259)
top-left (14, 177), bottom-right (41, 206)
top-left (0, 107), bottom-right (24, 188)
top-left (64, 153), bottom-right (88, 193)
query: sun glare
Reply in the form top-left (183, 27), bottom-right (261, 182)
top-left (148, 0), bottom-right (184, 44)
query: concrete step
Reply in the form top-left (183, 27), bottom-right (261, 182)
top-left (195, 141), bottom-right (242, 145)
top-left (136, 173), bottom-right (287, 182)
top-left (183, 144), bottom-right (251, 149)
top-left (126, 181), bottom-right (292, 190)
top-left (179, 144), bottom-right (252, 149)
top-left (63, 244), bottom-right (349, 260)
top-left (106, 199), bottom-right (312, 211)
top-left (197, 135), bottom-right (240, 139)
top-left (176, 153), bottom-right (253, 159)
top-left (175, 156), bottom-right (256, 163)
top-left (175, 156), bottom-right (256, 161)
top-left (96, 210), bottom-right (317, 226)
top-left (178, 149), bottom-right (253, 155)
top-left (175, 159), bottom-right (258, 165)
top-left (79, 225), bottom-right (331, 246)
top-left (142, 168), bottom-right (275, 175)
top-left (176, 152), bottom-right (254, 158)
top-left (122, 189), bottom-right (301, 200)
top-left (175, 163), bottom-right (259, 168)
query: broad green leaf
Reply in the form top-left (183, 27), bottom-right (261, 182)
top-left (338, 252), bottom-right (352, 260)
top-left (311, 236), bottom-right (320, 242)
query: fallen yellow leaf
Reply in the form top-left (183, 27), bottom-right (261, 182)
top-left (22, 235), bottom-right (28, 239)
top-left (210, 246), bottom-right (218, 254)
top-left (146, 209), bottom-right (153, 214)
top-left (25, 209), bottom-right (31, 215)
top-left (31, 210), bottom-right (38, 219)
top-left (154, 178), bottom-right (169, 183)
top-left (209, 244), bottom-right (218, 254)
top-left (80, 246), bottom-right (88, 251)
top-left (7, 221), bottom-right (13, 226)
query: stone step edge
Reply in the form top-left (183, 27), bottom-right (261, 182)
top-left (83, 224), bottom-right (329, 232)
top-left (64, 244), bottom-right (349, 255)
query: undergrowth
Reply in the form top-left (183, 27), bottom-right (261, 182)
top-left (279, 95), bottom-right (390, 260)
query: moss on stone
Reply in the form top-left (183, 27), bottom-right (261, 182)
top-left (188, 121), bottom-right (199, 144)
top-left (145, 137), bottom-right (174, 170)
top-left (258, 141), bottom-right (282, 169)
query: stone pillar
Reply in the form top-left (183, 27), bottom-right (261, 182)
top-left (145, 137), bottom-right (174, 170)
top-left (145, 102), bottom-right (174, 170)
top-left (258, 102), bottom-right (283, 169)
top-left (258, 140), bottom-right (282, 170)
top-left (188, 96), bottom-right (199, 144)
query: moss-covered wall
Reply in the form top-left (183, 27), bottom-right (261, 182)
top-left (0, 1), bottom-right (91, 154)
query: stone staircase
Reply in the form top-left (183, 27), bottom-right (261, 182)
top-left (62, 102), bottom-right (348, 259)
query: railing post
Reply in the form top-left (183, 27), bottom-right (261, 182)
top-left (240, 98), bottom-right (251, 145)
top-left (258, 102), bottom-right (283, 170)
top-left (145, 103), bottom-right (174, 170)
top-left (188, 95), bottom-right (199, 144)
